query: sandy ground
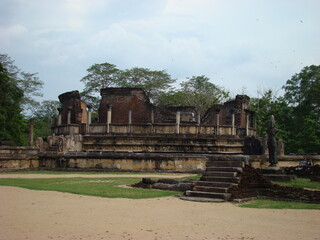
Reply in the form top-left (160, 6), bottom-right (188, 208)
top-left (0, 174), bottom-right (319, 240)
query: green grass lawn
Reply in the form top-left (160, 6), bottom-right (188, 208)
top-left (3, 170), bottom-right (178, 175)
top-left (0, 177), bottom-right (181, 199)
top-left (239, 178), bottom-right (320, 210)
top-left (272, 178), bottom-right (320, 190)
top-left (238, 198), bottom-right (320, 210)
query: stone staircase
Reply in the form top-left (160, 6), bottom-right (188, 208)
top-left (181, 155), bottom-right (247, 202)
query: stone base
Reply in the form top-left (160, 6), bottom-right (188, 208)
top-left (266, 165), bottom-right (280, 170)
top-left (180, 196), bottom-right (226, 202)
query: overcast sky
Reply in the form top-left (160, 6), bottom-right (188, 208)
top-left (1, 0), bottom-right (319, 102)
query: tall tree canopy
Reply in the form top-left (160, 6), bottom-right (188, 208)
top-left (32, 100), bottom-right (60, 138)
top-left (0, 62), bottom-right (27, 145)
top-left (80, 62), bottom-right (175, 110)
top-left (250, 65), bottom-right (320, 154)
top-left (282, 65), bottom-right (320, 153)
top-left (157, 75), bottom-right (229, 116)
top-left (0, 54), bottom-right (43, 114)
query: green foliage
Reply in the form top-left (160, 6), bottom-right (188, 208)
top-left (157, 75), bottom-right (229, 116)
top-left (238, 198), bottom-right (320, 210)
top-left (0, 54), bottom-right (43, 114)
top-left (0, 177), bottom-right (180, 199)
top-left (32, 100), bottom-right (60, 138)
top-left (251, 65), bottom-right (320, 154)
top-left (119, 67), bottom-right (175, 103)
top-left (272, 178), bottom-right (320, 190)
top-left (180, 76), bottom-right (229, 116)
top-left (249, 90), bottom-right (290, 138)
top-left (80, 63), bottom-right (175, 110)
top-left (0, 62), bottom-right (28, 145)
top-left (80, 62), bottom-right (120, 109)
top-left (282, 65), bottom-right (320, 153)
top-left (156, 90), bottom-right (190, 106)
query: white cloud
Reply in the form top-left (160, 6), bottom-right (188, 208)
top-left (163, 0), bottom-right (216, 16)
top-left (0, 24), bottom-right (28, 46)
top-left (0, 0), bottom-right (319, 100)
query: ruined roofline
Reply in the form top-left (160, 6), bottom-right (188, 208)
top-left (100, 87), bottom-right (152, 104)
top-left (224, 95), bottom-right (250, 105)
top-left (58, 90), bottom-right (81, 103)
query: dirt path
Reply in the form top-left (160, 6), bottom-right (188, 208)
top-left (0, 174), bottom-right (319, 240)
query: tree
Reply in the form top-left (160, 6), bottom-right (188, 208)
top-left (249, 90), bottom-right (282, 136)
top-left (283, 65), bottom-right (320, 123)
top-left (80, 62), bottom-right (176, 110)
top-left (156, 90), bottom-right (188, 106)
top-left (32, 100), bottom-right (60, 138)
top-left (179, 75), bottom-right (229, 116)
top-left (119, 67), bottom-right (175, 103)
top-left (282, 65), bottom-right (320, 153)
top-left (0, 62), bottom-right (28, 145)
top-left (0, 54), bottom-right (43, 115)
top-left (80, 62), bottom-right (120, 109)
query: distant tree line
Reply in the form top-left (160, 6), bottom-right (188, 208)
top-left (0, 53), bottom-right (319, 154)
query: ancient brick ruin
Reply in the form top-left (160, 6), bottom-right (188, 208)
top-left (52, 87), bottom-right (256, 137)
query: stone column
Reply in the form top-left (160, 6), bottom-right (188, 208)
top-left (67, 107), bottom-right (72, 125)
top-left (128, 110), bottom-right (132, 133)
top-left (87, 105), bottom-right (92, 133)
top-left (151, 108), bottom-right (154, 124)
top-left (215, 109), bottom-right (220, 135)
top-left (231, 109), bottom-right (235, 135)
top-left (57, 108), bottom-right (62, 125)
top-left (197, 113), bottom-right (201, 125)
top-left (197, 113), bottom-right (201, 134)
top-left (245, 111), bottom-right (249, 136)
top-left (29, 118), bottom-right (34, 146)
top-left (176, 111), bottom-right (181, 134)
top-left (107, 104), bottom-right (112, 133)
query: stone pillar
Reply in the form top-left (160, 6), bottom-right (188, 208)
top-left (29, 118), bottom-right (34, 146)
top-left (128, 110), bottom-right (132, 133)
top-left (215, 109), bottom-right (220, 135)
top-left (151, 108), bottom-right (154, 124)
top-left (57, 108), bottom-right (62, 125)
top-left (246, 111), bottom-right (249, 136)
top-left (107, 104), bottom-right (112, 133)
top-left (197, 113), bottom-right (201, 125)
top-left (231, 109), bottom-right (235, 135)
top-left (87, 105), bottom-right (92, 133)
top-left (176, 111), bottom-right (181, 134)
top-left (197, 113), bottom-right (201, 134)
top-left (277, 139), bottom-right (285, 156)
top-left (67, 107), bottom-right (72, 124)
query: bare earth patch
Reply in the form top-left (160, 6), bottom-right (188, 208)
top-left (0, 174), bottom-right (319, 240)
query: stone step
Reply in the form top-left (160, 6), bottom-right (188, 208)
top-left (194, 181), bottom-right (237, 188)
top-left (203, 171), bottom-right (238, 177)
top-left (82, 143), bottom-right (242, 151)
top-left (206, 155), bottom-right (247, 161)
top-left (84, 135), bottom-right (243, 143)
top-left (201, 176), bottom-right (240, 183)
top-left (193, 186), bottom-right (228, 193)
top-left (206, 167), bottom-right (243, 173)
top-left (206, 161), bottom-right (244, 168)
top-left (180, 196), bottom-right (226, 202)
top-left (185, 190), bottom-right (231, 200)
